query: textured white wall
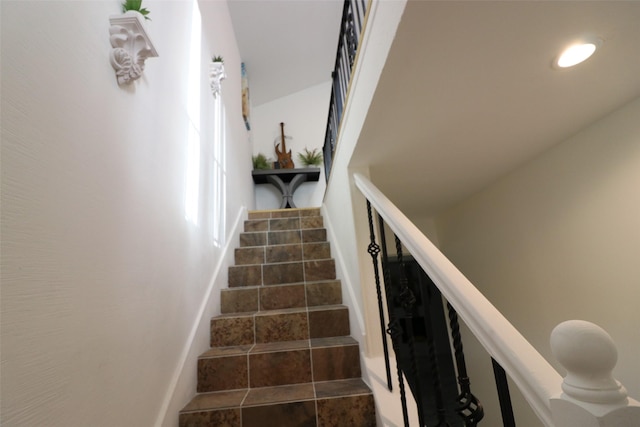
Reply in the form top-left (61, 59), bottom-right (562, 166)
top-left (0, 1), bottom-right (252, 426)
top-left (434, 97), bottom-right (640, 425)
top-left (251, 81), bottom-right (331, 209)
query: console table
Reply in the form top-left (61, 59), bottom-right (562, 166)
top-left (252, 168), bottom-right (321, 209)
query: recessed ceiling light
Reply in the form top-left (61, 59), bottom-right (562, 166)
top-left (554, 37), bottom-right (602, 69)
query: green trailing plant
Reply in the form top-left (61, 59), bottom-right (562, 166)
top-left (297, 148), bottom-right (323, 166)
top-left (212, 55), bottom-right (224, 63)
top-left (121, 0), bottom-right (151, 20)
top-left (252, 153), bottom-right (272, 170)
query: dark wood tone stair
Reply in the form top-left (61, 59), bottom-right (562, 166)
top-left (179, 208), bottom-right (376, 427)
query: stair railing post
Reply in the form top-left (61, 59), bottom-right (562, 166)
top-left (549, 320), bottom-right (640, 427)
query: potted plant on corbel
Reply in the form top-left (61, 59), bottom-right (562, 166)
top-left (297, 148), bottom-right (323, 167)
top-left (109, 0), bottom-right (158, 85)
top-left (210, 55), bottom-right (226, 98)
top-left (121, 0), bottom-right (151, 20)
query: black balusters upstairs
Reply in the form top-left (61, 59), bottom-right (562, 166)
top-left (345, 11), bottom-right (357, 67)
top-left (323, 0), bottom-right (368, 181)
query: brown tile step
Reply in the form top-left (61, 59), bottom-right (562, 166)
top-left (243, 215), bottom-right (324, 233)
top-left (221, 280), bottom-right (342, 314)
top-left (210, 305), bottom-right (351, 347)
top-left (239, 228), bottom-right (327, 248)
top-left (197, 337), bottom-right (363, 393)
top-left (234, 242), bottom-right (331, 265)
top-left (248, 208), bottom-right (321, 220)
top-left (228, 258), bottom-right (336, 287)
top-left (179, 378), bottom-right (376, 427)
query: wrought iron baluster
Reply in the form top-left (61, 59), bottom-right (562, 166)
top-left (446, 302), bottom-right (484, 426)
top-left (492, 358), bottom-right (516, 427)
top-left (394, 235), bottom-right (426, 427)
top-left (345, 12), bottom-right (357, 67)
top-left (366, 200), bottom-right (393, 391)
top-left (352, 0), bottom-right (365, 32)
top-left (418, 282), bottom-right (450, 426)
top-left (377, 214), bottom-right (410, 427)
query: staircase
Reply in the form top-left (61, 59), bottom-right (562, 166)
top-left (179, 208), bottom-right (377, 427)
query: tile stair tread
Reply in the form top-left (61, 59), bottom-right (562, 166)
top-left (238, 229), bottom-right (327, 236)
top-left (232, 261), bottom-right (334, 269)
top-left (199, 337), bottom-right (359, 359)
top-left (240, 227), bottom-right (325, 232)
top-left (221, 279), bottom-right (340, 291)
top-left (213, 304), bottom-right (348, 319)
top-left (180, 379), bottom-right (373, 414)
top-left (243, 218), bottom-right (324, 229)
top-left (229, 258), bottom-right (333, 267)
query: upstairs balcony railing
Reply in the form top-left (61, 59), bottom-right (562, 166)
top-left (322, 0), bottom-right (368, 181)
top-left (354, 172), bottom-right (640, 427)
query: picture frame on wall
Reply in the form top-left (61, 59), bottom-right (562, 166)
top-left (241, 62), bottom-right (250, 131)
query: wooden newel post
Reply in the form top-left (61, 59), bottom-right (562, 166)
top-left (549, 320), bottom-right (640, 427)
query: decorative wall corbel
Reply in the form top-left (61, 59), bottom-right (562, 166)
top-left (209, 62), bottom-right (226, 98)
top-left (109, 11), bottom-right (158, 85)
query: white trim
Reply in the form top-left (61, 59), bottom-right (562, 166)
top-left (354, 173), bottom-right (561, 426)
top-left (154, 206), bottom-right (246, 427)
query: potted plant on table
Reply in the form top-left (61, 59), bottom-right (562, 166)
top-left (297, 148), bottom-right (323, 167)
top-left (252, 153), bottom-right (273, 170)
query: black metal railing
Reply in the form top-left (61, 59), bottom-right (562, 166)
top-left (365, 199), bottom-right (516, 426)
top-left (323, 0), bottom-right (368, 181)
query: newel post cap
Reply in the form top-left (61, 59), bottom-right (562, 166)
top-left (550, 320), bottom-right (640, 427)
top-left (550, 320), bottom-right (626, 404)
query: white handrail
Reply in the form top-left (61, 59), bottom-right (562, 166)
top-left (354, 173), bottom-right (562, 426)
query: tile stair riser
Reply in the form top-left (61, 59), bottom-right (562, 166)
top-left (234, 242), bottom-right (331, 266)
top-left (210, 306), bottom-right (351, 347)
top-left (196, 341), bottom-right (362, 393)
top-left (220, 281), bottom-right (342, 314)
top-left (238, 228), bottom-right (328, 248)
top-left (242, 216), bottom-right (324, 233)
top-left (228, 259), bottom-right (336, 287)
top-left (179, 383), bottom-right (376, 427)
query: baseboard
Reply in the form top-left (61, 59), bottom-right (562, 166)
top-left (154, 206), bottom-right (246, 427)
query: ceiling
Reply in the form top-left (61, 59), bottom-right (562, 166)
top-left (228, 1), bottom-right (640, 217)
top-left (352, 0), bottom-right (640, 216)
top-left (228, 0), bottom-right (344, 107)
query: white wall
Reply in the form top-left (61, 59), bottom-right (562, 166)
top-left (433, 96), bottom-right (640, 424)
top-left (251, 81), bottom-right (331, 209)
top-left (0, 1), bottom-right (253, 426)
